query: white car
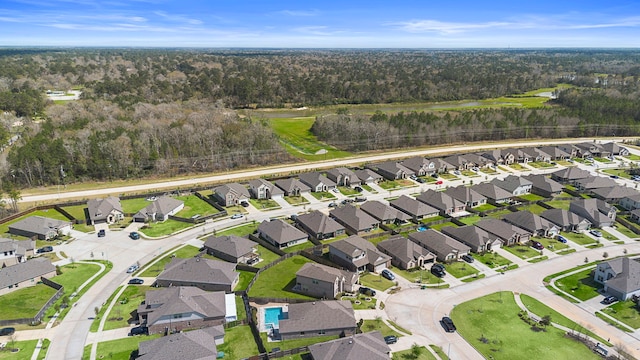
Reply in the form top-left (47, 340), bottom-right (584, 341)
top-left (127, 264), bottom-right (139, 273)
top-left (230, 213), bottom-right (243, 219)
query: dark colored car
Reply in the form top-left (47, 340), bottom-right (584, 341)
top-left (556, 235), bottom-right (568, 243)
top-left (37, 246), bottom-right (54, 254)
top-left (240, 201), bottom-right (249, 207)
top-left (0, 327), bottom-right (15, 336)
top-left (128, 278), bottom-right (144, 285)
top-left (384, 335), bottom-right (398, 344)
top-left (441, 317), bottom-right (456, 333)
top-left (97, 229), bottom-right (106, 237)
top-left (602, 296), bottom-right (617, 305)
top-left (359, 287), bottom-right (376, 296)
top-left (381, 269), bottom-right (395, 281)
top-left (531, 241), bottom-right (544, 250)
top-left (431, 263), bottom-right (446, 278)
top-left (129, 326), bottom-right (148, 336)
top-left (354, 196), bottom-right (367, 202)
top-left (354, 186), bottom-right (363, 192)
top-left (129, 231), bottom-right (140, 240)
top-left (416, 178), bottom-right (426, 183)
top-left (461, 254), bottom-right (474, 263)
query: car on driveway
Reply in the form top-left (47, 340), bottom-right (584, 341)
top-left (359, 287), bottom-right (376, 296)
top-left (129, 326), bottom-right (148, 336)
top-left (331, 188), bottom-right (339, 193)
top-left (129, 232), bottom-right (140, 240)
top-left (602, 296), bottom-right (617, 305)
top-left (435, 180), bottom-right (444, 185)
top-left (240, 201), bottom-right (249, 207)
top-left (354, 186), bottom-right (363, 192)
top-left (37, 246), bottom-right (53, 254)
top-left (97, 229), bottom-right (106, 237)
top-left (381, 269), bottom-right (395, 281)
top-left (328, 202), bottom-right (337, 208)
top-left (0, 327), bottom-right (15, 336)
top-left (441, 316), bottom-right (456, 332)
top-left (590, 230), bottom-right (603, 237)
top-left (128, 278), bottom-right (144, 285)
top-left (461, 254), bottom-right (474, 263)
top-left (230, 213), bottom-right (243, 219)
top-left (531, 241), bottom-right (544, 250)
top-left (416, 177), bottom-right (426, 183)
top-left (556, 235), bottom-right (568, 243)
top-left (384, 335), bottom-right (398, 344)
top-left (431, 263), bottom-right (446, 278)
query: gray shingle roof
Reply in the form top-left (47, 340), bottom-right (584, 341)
top-left (475, 218), bottom-right (529, 241)
top-left (326, 167), bottom-right (359, 184)
top-left (401, 157), bottom-right (433, 173)
top-left (308, 331), bottom-right (390, 360)
top-left (258, 219), bottom-right (308, 245)
top-left (490, 175), bottom-right (532, 193)
top-left (354, 169), bottom-right (382, 183)
top-left (603, 257), bottom-right (640, 294)
top-left (372, 161), bottom-right (414, 177)
top-left (330, 204), bottom-right (379, 232)
top-left (248, 178), bottom-right (284, 197)
top-left (415, 190), bottom-right (464, 212)
top-left (390, 195), bottom-right (439, 217)
top-left (444, 186), bottom-right (487, 204)
top-left (377, 236), bottom-right (434, 265)
top-left (522, 174), bottom-right (564, 194)
top-left (408, 230), bottom-right (470, 256)
top-left (8, 216), bottom-right (71, 237)
top-left (576, 176), bottom-right (618, 190)
top-left (203, 235), bottom-right (256, 258)
top-left (0, 258), bottom-right (55, 289)
top-left (502, 211), bottom-right (556, 234)
top-left (157, 257), bottom-right (237, 288)
top-left (138, 326), bottom-right (223, 360)
top-left (296, 262), bottom-right (357, 285)
top-left (214, 183), bottom-right (250, 198)
top-left (471, 183), bottom-right (513, 201)
top-left (296, 211), bottom-right (344, 235)
top-left (591, 186), bottom-right (639, 200)
top-left (274, 178), bottom-right (311, 194)
top-left (298, 172), bottom-right (336, 189)
top-left (540, 208), bottom-right (590, 228)
top-left (441, 225), bottom-right (495, 249)
top-left (360, 200), bottom-right (411, 222)
top-left (134, 196), bottom-right (184, 220)
top-left (330, 235), bottom-right (391, 268)
top-left (279, 300), bottom-right (355, 334)
top-left (144, 286), bottom-right (226, 326)
top-left (551, 167), bottom-right (591, 181)
top-left (87, 196), bottom-right (123, 222)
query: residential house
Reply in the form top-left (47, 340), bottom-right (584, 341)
top-left (538, 146), bottom-right (571, 161)
top-left (0, 258), bottom-right (56, 296)
top-left (408, 229), bottom-right (470, 262)
top-left (508, 148), bottom-right (533, 163)
top-left (326, 167), bottom-right (361, 187)
top-left (278, 300), bottom-right (357, 340)
top-left (9, 216), bottom-right (72, 240)
top-left (551, 167), bottom-right (591, 184)
top-left (521, 174), bottom-right (564, 198)
top-left (471, 183), bottom-right (513, 204)
top-left (133, 196), bottom-right (185, 223)
top-left (441, 225), bottom-right (502, 253)
top-left (593, 257), bottom-right (640, 300)
top-left (499, 149), bottom-right (517, 164)
top-left (377, 235), bottom-right (435, 270)
top-left (330, 204), bottom-right (380, 235)
top-left (502, 211), bottom-right (560, 238)
top-left (591, 186), bottom-right (639, 203)
top-left (274, 178), bottom-right (311, 196)
top-left (601, 142), bottom-right (629, 156)
top-left (401, 157), bottom-right (436, 176)
top-left (299, 172), bottom-right (337, 192)
top-left (442, 155), bottom-right (474, 171)
top-left (257, 219), bottom-right (309, 249)
top-left (360, 200), bottom-right (411, 225)
top-left (569, 198), bottom-right (616, 228)
top-left (136, 326), bottom-right (225, 360)
top-left (575, 176), bottom-right (619, 192)
top-left (481, 150), bottom-right (506, 166)
top-left (213, 183), bottom-right (250, 206)
top-left (368, 161), bottom-right (414, 180)
top-left (432, 158), bottom-right (455, 173)
top-left (295, 262), bottom-right (359, 299)
top-left (474, 218), bottom-right (530, 246)
top-left (556, 144), bottom-right (579, 158)
top-left (491, 175), bottom-right (532, 196)
top-left (0, 238), bottom-right (35, 267)
top-left (415, 190), bottom-right (465, 216)
top-left (389, 195), bottom-right (439, 221)
top-left (521, 147), bottom-right (551, 163)
top-left (328, 235), bottom-right (391, 273)
top-left (203, 235), bottom-right (258, 265)
top-left (354, 169), bottom-right (383, 184)
top-left (295, 211), bottom-right (345, 240)
top-left (620, 194), bottom-right (640, 211)
top-left (463, 153), bottom-right (493, 168)
top-left (248, 178), bottom-right (284, 200)
top-left (444, 186), bottom-right (487, 208)
top-left (540, 209), bottom-right (592, 232)
top-left (86, 196), bottom-right (124, 224)
top-left (137, 286), bottom-right (233, 335)
top-left (574, 142), bottom-right (609, 158)
top-left (308, 331), bottom-right (391, 360)
top-left (155, 257), bottom-right (239, 292)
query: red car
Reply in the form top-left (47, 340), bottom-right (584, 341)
top-left (531, 241), bottom-right (544, 250)
top-left (435, 180), bottom-right (444, 185)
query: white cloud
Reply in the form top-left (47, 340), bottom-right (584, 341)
top-left (277, 9), bottom-right (320, 17)
top-left (153, 11), bottom-right (203, 25)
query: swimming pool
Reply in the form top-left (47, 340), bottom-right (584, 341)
top-left (264, 307), bottom-right (284, 329)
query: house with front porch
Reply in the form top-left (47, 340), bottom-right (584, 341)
top-left (408, 229), bottom-right (470, 262)
top-left (377, 235), bottom-right (435, 270)
top-left (257, 219), bottom-right (309, 249)
top-left (569, 198), bottom-right (616, 228)
top-left (295, 210), bottom-right (345, 240)
top-left (328, 235), bottom-right (391, 273)
top-left (213, 183), bottom-right (251, 206)
top-left (87, 196), bottom-right (124, 224)
top-left (326, 167), bottom-right (361, 187)
top-left (274, 178), bottom-right (311, 196)
top-left (441, 225), bottom-right (502, 253)
top-left (299, 172), bottom-right (337, 192)
top-left (354, 169), bottom-right (383, 184)
top-left (474, 218), bottom-right (530, 246)
top-left (248, 178), bottom-right (284, 200)
top-left (133, 196), bottom-right (184, 223)
top-left (368, 161), bottom-right (414, 180)
top-left (401, 157), bottom-right (436, 176)
top-left (540, 209), bottom-right (591, 232)
top-left (295, 262), bottom-right (359, 299)
top-left (601, 142), bottom-right (629, 156)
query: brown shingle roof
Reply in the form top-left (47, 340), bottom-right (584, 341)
top-left (279, 300), bottom-right (355, 334)
top-left (157, 257), bottom-right (237, 288)
top-left (308, 331), bottom-right (390, 360)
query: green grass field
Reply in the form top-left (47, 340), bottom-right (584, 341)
top-left (269, 117), bottom-right (352, 161)
top-left (247, 255), bottom-right (315, 299)
top-left (361, 319), bottom-right (403, 337)
top-left (234, 270), bottom-right (256, 292)
top-left (60, 204), bottom-right (87, 220)
top-left (138, 219), bottom-right (193, 237)
top-left (175, 194), bottom-right (220, 218)
top-left (359, 272), bottom-right (395, 291)
top-left (0, 340), bottom-right (40, 360)
top-left (554, 268), bottom-right (602, 301)
top-left (445, 261), bottom-right (479, 278)
top-left (103, 286), bottom-right (154, 331)
top-left (561, 231), bottom-right (597, 246)
top-left (83, 334), bottom-right (163, 360)
top-left (120, 198), bottom-right (152, 214)
top-left (544, 199), bottom-right (571, 210)
top-left (138, 244), bottom-right (201, 277)
top-left (601, 300), bottom-right (640, 329)
top-left (503, 244), bottom-right (543, 259)
top-left (0, 284), bottom-right (57, 320)
top-left (474, 252), bottom-right (512, 269)
top-left (218, 325), bottom-right (260, 359)
top-left (451, 292), bottom-right (599, 360)
top-left (516, 203), bottom-right (547, 215)
top-left (53, 262), bottom-right (102, 295)
top-left (248, 198), bottom-right (281, 210)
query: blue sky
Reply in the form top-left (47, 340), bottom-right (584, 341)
top-left (1, 0), bottom-right (639, 48)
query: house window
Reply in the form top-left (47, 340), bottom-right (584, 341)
top-left (312, 280), bottom-right (318, 284)
top-left (318, 330), bottom-right (325, 335)
top-left (173, 314), bottom-right (183, 319)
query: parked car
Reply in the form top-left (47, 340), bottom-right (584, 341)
top-left (431, 173), bottom-right (439, 178)
top-left (128, 278), bottom-right (144, 285)
top-left (354, 186), bottom-right (363, 192)
top-left (441, 316), bottom-right (456, 332)
top-left (129, 232), bottom-right (140, 240)
top-left (610, 175), bottom-right (619, 179)
top-left (127, 264), bottom-right (139, 274)
top-left (602, 296), bottom-right (617, 305)
top-left (0, 327), bottom-right (15, 336)
top-left (37, 246), bottom-right (54, 254)
top-left (589, 230), bottom-right (603, 237)
top-left (354, 196), bottom-right (367, 202)
top-left (435, 180), bottom-right (444, 185)
top-left (331, 188), bottom-right (339, 193)
top-left (230, 213), bottom-right (243, 219)
top-left (531, 241), bottom-right (544, 250)
top-left (129, 326), bottom-right (148, 336)
top-left (240, 201), bottom-right (249, 207)
top-left (97, 229), bottom-right (106, 237)
top-left (384, 335), bottom-right (398, 344)
top-left (453, 170), bottom-right (461, 175)
top-left (431, 263), bottom-right (446, 278)
top-left (381, 269), bottom-right (395, 281)
top-left (416, 178), bottom-right (426, 183)
top-left (359, 287), bottom-right (376, 296)
top-left (409, 174), bottom-right (417, 180)
top-left (556, 235), bottom-right (568, 243)
top-left (328, 202), bottom-right (338, 208)
top-left (461, 254), bottom-right (474, 263)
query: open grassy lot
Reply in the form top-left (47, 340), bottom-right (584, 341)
top-left (104, 285), bottom-right (155, 330)
top-left (261, 332), bottom-right (339, 353)
top-left (138, 219), bottom-right (193, 237)
top-left (474, 252), bottom-right (512, 269)
top-left (247, 255), bottom-right (315, 299)
top-left (217, 325), bottom-right (260, 360)
top-left (217, 222), bottom-right (259, 237)
top-left (554, 268), bottom-right (602, 301)
top-left (234, 270), bottom-right (256, 292)
top-left (175, 194), bottom-right (221, 218)
top-left (503, 244), bottom-right (543, 260)
top-left (480, 167), bottom-right (498, 174)
top-left (284, 195), bottom-right (309, 205)
top-left (0, 208), bottom-right (71, 235)
top-left (225, 205), bottom-right (247, 216)
top-left (361, 319), bottom-right (403, 337)
top-left (269, 117), bottom-right (352, 161)
top-left (120, 198), bottom-right (152, 214)
top-left (60, 204), bottom-right (87, 220)
top-left (83, 334), bottom-right (163, 360)
top-left (359, 272), bottom-right (395, 291)
top-left (601, 300), bottom-right (640, 329)
top-left (0, 284), bottom-right (57, 320)
top-left (378, 180), bottom-right (404, 190)
top-left (248, 198), bottom-right (281, 211)
top-left (451, 292), bottom-right (600, 360)
top-left (561, 231), bottom-right (597, 246)
top-left (392, 346), bottom-right (437, 360)
top-left (445, 261), bottom-right (479, 278)
top-left (0, 339), bottom-right (40, 360)
top-left (138, 245), bottom-right (201, 277)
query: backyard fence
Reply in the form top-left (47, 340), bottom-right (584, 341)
top-left (0, 278), bottom-right (63, 326)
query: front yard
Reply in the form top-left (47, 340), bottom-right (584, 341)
top-left (503, 244), bottom-right (543, 260)
top-left (601, 300), bottom-right (640, 329)
top-left (175, 194), bottom-right (221, 218)
top-left (359, 272), bottom-right (396, 291)
top-left (554, 268), bottom-right (602, 301)
top-left (248, 198), bottom-right (281, 211)
top-left (561, 231), bottom-right (597, 246)
top-left (138, 219), bottom-right (193, 237)
top-left (284, 195), bottom-right (309, 206)
top-left (360, 319), bottom-right (403, 338)
top-left (474, 252), bottom-right (513, 269)
top-left (391, 266), bottom-right (446, 285)
top-left (445, 261), bottom-right (479, 278)
top-left (103, 285), bottom-right (155, 331)
top-left (247, 255), bottom-right (315, 299)
top-left (309, 191), bottom-right (336, 201)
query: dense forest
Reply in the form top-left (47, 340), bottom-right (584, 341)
top-left (0, 48), bottom-right (640, 188)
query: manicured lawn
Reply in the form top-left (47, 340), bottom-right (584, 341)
top-left (451, 292), bottom-right (600, 360)
top-left (458, 215), bottom-right (482, 225)
top-left (138, 219), bottom-right (193, 237)
top-left (600, 229), bottom-right (618, 241)
top-left (601, 168), bottom-right (631, 179)
top-left (104, 285), bottom-right (154, 330)
top-left (439, 173), bottom-right (458, 180)
top-left (561, 231), bottom-right (597, 246)
top-left (554, 268), bottom-right (602, 301)
top-left (0, 284), bottom-right (57, 320)
top-left (338, 186), bottom-right (360, 196)
top-left (473, 203), bottom-right (497, 212)
top-left (234, 270), bottom-right (256, 292)
top-left (420, 215), bottom-right (445, 224)
top-left (461, 170), bottom-right (480, 177)
top-left (360, 272), bottom-right (396, 291)
top-left (175, 194), bottom-right (221, 217)
top-left (503, 244), bottom-right (542, 259)
top-left (601, 300), bottom-right (640, 329)
top-left (620, 215), bottom-right (640, 234)
top-left (269, 117), bottom-right (352, 161)
top-left (341, 294), bottom-right (377, 310)
top-left (225, 205), bottom-right (247, 216)
top-left (261, 333), bottom-right (339, 352)
top-left (138, 245), bottom-right (201, 277)
top-left (247, 255), bottom-right (315, 299)
top-left (361, 319), bottom-right (403, 337)
top-left (544, 199), bottom-right (571, 210)
top-left (60, 204), bottom-right (87, 220)
top-left (480, 167), bottom-right (498, 174)
top-left (516, 203), bottom-right (547, 215)
top-left (532, 236), bottom-right (569, 251)
top-left (518, 193), bottom-right (546, 202)
top-left (282, 240), bottom-right (315, 253)
top-left (429, 222), bottom-right (459, 231)
top-left (0, 340), bottom-right (40, 359)
top-left (474, 252), bottom-right (512, 269)
top-left (120, 197), bottom-right (152, 213)
top-left (217, 222), bottom-right (259, 237)
top-left (392, 346), bottom-right (437, 360)
top-left (391, 266), bottom-right (445, 285)
top-left (528, 161), bottom-right (555, 168)
top-left (254, 245), bottom-right (281, 268)
top-left (0, 209), bottom-right (71, 234)
top-left (310, 191), bottom-right (336, 200)
top-left (509, 163), bottom-right (530, 171)
top-left (248, 198), bottom-right (281, 210)
top-left (625, 154), bottom-right (640, 161)
top-left (91, 286), bottom-right (123, 332)
top-left (379, 180), bottom-right (403, 190)
top-left (53, 262), bottom-right (102, 294)
top-left (614, 225), bottom-right (638, 239)
top-left (284, 196), bottom-right (309, 205)
top-left (361, 184), bottom-right (377, 193)
top-left (486, 209), bottom-right (512, 219)
top-left (218, 325), bottom-right (260, 360)
top-left (84, 334), bottom-right (163, 360)
top-left (445, 261), bottom-right (479, 278)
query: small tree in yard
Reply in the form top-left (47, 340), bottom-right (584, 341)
top-left (540, 315), bottom-right (552, 327)
top-left (410, 343), bottom-right (423, 359)
top-left (603, 252), bottom-right (609, 259)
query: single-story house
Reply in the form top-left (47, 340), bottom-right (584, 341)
top-left (257, 219), bottom-right (309, 249)
top-left (499, 148), bottom-right (517, 164)
top-left (325, 167), bottom-right (361, 187)
top-left (133, 196), bottom-right (185, 222)
top-left (354, 169), bottom-right (383, 184)
top-left (156, 257), bottom-right (239, 293)
top-left (441, 225), bottom-right (502, 253)
top-left (432, 158), bottom-right (456, 173)
top-left (415, 190), bottom-right (466, 216)
top-left (389, 195), bottom-right (439, 221)
top-left (8, 216), bottom-right (72, 240)
top-left (137, 286), bottom-right (233, 335)
top-left (481, 150), bottom-right (506, 166)
top-left (299, 172), bottom-right (337, 192)
top-left (540, 209), bottom-right (591, 232)
top-left (0, 258), bottom-right (56, 296)
top-left (442, 154), bottom-right (475, 170)
top-left (574, 142), bottom-right (609, 158)
top-left (376, 235), bottom-right (435, 270)
top-left (248, 178), bottom-right (284, 200)
top-left (569, 198), bottom-right (617, 228)
top-left (0, 238), bottom-right (35, 267)
top-left (620, 194), bottom-right (640, 211)
top-left (86, 196), bottom-right (124, 224)
top-left (308, 331), bottom-right (391, 360)
top-left (575, 176), bottom-right (619, 192)
top-left (328, 235), bottom-right (391, 273)
top-left (471, 183), bottom-right (513, 204)
top-left (474, 218), bottom-right (530, 246)
top-left (368, 161), bottom-right (414, 180)
top-left (213, 183), bottom-right (251, 206)
top-left (295, 262), bottom-right (359, 299)
top-left (203, 235), bottom-right (258, 265)
top-left (521, 174), bottom-right (564, 198)
top-left (401, 157), bottom-right (436, 176)
top-left (502, 211), bottom-right (560, 238)
top-left (463, 153), bottom-right (494, 168)
top-left (408, 229), bottom-right (470, 262)
top-left (594, 257), bottom-right (640, 301)
top-left (490, 175), bottom-right (532, 196)
top-left (136, 326), bottom-right (225, 360)
top-left (329, 204), bottom-right (379, 235)
top-left (274, 178), bottom-right (311, 196)
top-left (444, 186), bottom-right (487, 208)
top-left (601, 142), bottom-right (629, 156)
top-left (550, 167), bottom-right (591, 184)
top-left (537, 146), bottom-right (571, 161)
top-left (630, 208), bottom-right (640, 224)
top-left (359, 200), bottom-right (411, 225)
top-left (591, 186), bottom-right (639, 204)
top-left (295, 210), bottom-right (345, 240)
top-left (278, 300), bottom-right (357, 340)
